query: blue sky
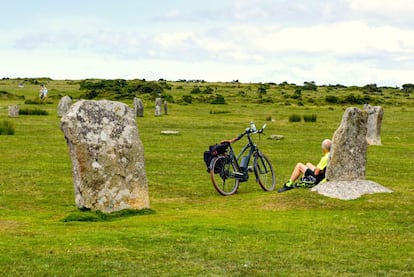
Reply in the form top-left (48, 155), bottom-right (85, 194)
top-left (2, 0), bottom-right (414, 86)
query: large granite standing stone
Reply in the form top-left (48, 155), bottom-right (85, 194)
top-left (133, 97), bottom-right (144, 117)
top-left (363, 104), bottom-right (383, 145)
top-left (312, 107), bottom-right (392, 200)
top-left (57, 96), bottom-right (72, 117)
top-left (8, 105), bottom-right (19, 117)
top-left (326, 107), bottom-right (368, 181)
top-left (60, 100), bottom-right (150, 212)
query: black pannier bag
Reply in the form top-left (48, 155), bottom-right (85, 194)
top-left (203, 143), bottom-right (229, 172)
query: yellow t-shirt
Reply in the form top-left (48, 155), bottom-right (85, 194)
top-left (316, 152), bottom-right (329, 170)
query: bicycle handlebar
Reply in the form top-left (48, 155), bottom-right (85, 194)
top-left (244, 123), bottom-right (266, 135)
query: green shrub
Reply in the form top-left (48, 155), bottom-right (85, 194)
top-left (19, 108), bottom-right (49, 115)
top-left (161, 93), bottom-right (174, 103)
top-left (325, 95), bottom-right (338, 104)
top-left (182, 95), bottom-right (192, 104)
top-left (291, 89), bottom-right (302, 99)
top-left (289, 114), bottom-right (301, 122)
top-left (204, 86), bottom-right (214, 94)
top-left (211, 94), bottom-right (226, 104)
top-left (257, 85), bottom-right (267, 96)
top-left (340, 93), bottom-right (372, 104)
top-left (303, 114), bottom-right (317, 122)
top-left (0, 120), bottom-right (15, 135)
top-left (258, 97), bottom-right (274, 103)
top-left (303, 81), bottom-right (317, 90)
top-left (191, 86), bottom-right (202, 94)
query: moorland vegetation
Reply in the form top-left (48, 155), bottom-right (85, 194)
top-left (0, 77), bottom-right (413, 276)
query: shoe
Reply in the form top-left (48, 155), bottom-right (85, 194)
top-left (277, 184), bottom-right (294, 193)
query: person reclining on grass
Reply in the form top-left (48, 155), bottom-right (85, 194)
top-left (278, 139), bottom-right (332, 193)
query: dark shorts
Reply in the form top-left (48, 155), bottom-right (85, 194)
top-left (305, 168), bottom-right (315, 177)
top-left (305, 168), bottom-right (325, 183)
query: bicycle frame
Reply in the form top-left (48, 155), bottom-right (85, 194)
top-left (225, 130), bottom-right (261, 182)
top-left (236, 132), bottom-right (258, 166)
top-left (209, 123), bottom-right (275, 195)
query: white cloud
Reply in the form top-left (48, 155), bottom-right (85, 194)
top-left (348, 0), bottom-right (414, 26)
top-left (2, 0), bottom-right (414, 86)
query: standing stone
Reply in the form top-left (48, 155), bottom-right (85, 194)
top-left (326, 107), bottom-right (368, 181)
top-left (134, 98), bottom-right (144, 117)
top-left (312, 107), bottom-right (392, 200)
top-left (155, 98), bottom-right (162, 116)
top-left (164, 101), bottom-right (168, 115)
top-left (57, 96), bottom-right (72, 117)
top-left (363, 104), bottom-right (383, 145)
top-left (8, 105), bottom-right (19, 117)
top-left (60, 100), bottom-right (150, 213)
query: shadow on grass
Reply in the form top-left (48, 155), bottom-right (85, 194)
top-left (61, 208), bottom-right (156, 222)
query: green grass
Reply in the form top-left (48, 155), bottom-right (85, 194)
top-left (0, 79), bottom-right (413, 276)
top-left (0, 120), bottom-right (15, 135)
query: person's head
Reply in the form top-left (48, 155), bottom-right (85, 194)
top-left (321, 139), bottom-right (332, 153)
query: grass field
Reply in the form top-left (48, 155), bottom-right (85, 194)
top-left (0, 78), bottom-right (413, 276)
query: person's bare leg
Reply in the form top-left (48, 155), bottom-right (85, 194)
top-left (289, 163), bottom-right (308, 182)
top-left (279, 162), bottom-right (308, 192)
top-left (305, 163), bottom-right (315, 171)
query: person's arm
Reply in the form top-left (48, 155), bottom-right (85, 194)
top-left (220, 133), bottom-right (244, 144)
top-left (314, 153), bottom-right (329, 176)
top-left (220, 137), bottom-right (237, 144)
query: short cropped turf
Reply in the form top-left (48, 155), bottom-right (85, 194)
top-left (0, 78), bottom-right (413, 276)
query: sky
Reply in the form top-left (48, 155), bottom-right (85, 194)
top-left (2, 0), bottom-right (414, 87)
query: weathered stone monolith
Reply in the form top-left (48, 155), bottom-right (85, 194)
top-left (155, 98), bottom-right (162, 116)
top-left (326, 107), bottom-right (368, 181)
top-left (60, 100), bottom-right (150, 212)
top-left (8, 105), bottom-right (19, 117)
top-left (164, 101), bottom-right (168, 115)
top-left (57, 96), bottom-right (72, 117)
top-left (311, 107), bottom-right (392, 200)
top-left (134, 97), bottom-right (144, 117)
top-left (363, 104), bottom-right (383, 145)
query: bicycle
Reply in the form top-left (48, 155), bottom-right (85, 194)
top-left (209, 123), bottom-right (276, 196)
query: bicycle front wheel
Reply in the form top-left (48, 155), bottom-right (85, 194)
top-left (254, 152), bottom-right (276, 191)
top-left (210, 155), bottom-right (240, 196)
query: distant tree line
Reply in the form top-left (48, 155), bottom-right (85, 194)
top-left (79, 79), bottom-right (171, 100)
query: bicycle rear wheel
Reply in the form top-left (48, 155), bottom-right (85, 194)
top-left (254, 152), bottom-right (276, 191)
top-left (210, 155), bottom-right (240, 196)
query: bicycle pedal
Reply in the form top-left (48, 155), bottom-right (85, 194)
top-left (234, 172), bottom-right (244, 177)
